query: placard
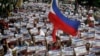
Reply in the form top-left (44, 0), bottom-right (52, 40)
top-left (37, 22), bottom-right (44, 27)
top-left (30, 28), bottom-right (38, 34)
top-left (48, 50), bottom-right (61, 56)
top-left (85, 53), bottom-right (96, 56)
top-left (15, 34), bottom-right (23, 38)
top-left (95, 33), bottom-right (100, 39)
top-left (20, 29), bottom-right (28, 34)
top-left (14, 23), bottom-right (21, 28)
top-left (62, 47), bottom-right (74, 55)
top-left (4, 30), bottom-right (10, 34)
top-left (26, 23), bottom-right (33, 28)
top-left (93, 40), bottom-right (100, 48)
top-left (7, 38), bottom-right (17, 43)
top-left (88, 33), bottom-right (95, 38)
top-left (81, 32), bottom-right (88, 37)
top-left (17, 46), bottom-right (27, 52)
top-left (90, 48), bottom-right (100, 53)
top-left (41, 28), bottom-right (47, 33)
top-left (34, 35), bottom-right (45, 42)
top-left (38, 46), bottom-right (46, 51)
top-left (74, 46), bottom-right (87, 56)
top-left (27, 46), bottom-right (36, 52)
top-left (9, 28), bottom-right (16, 31)
top-left (9, 32), bottom-right (14, 37)
top-left (72, 38), bottom-right (85, 47)
top-left (60, 36), bottom-right (69, 41)
top-left (95, 29), bottom-right (100, 33)
top-left (21, 22), bottom-right (27, 26)
top-left (46, 36), bottom-right (53, 43)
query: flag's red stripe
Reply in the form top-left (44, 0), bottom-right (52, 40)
top-left (48, 12), bottom-right (77, 36)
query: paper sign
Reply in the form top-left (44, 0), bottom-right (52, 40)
top-left (18, 46), bottom-right (27, 52)
top-left (27, 23), bottom-right (33, 28)
top-left (27, 46), bottom-right (36, 52)
top-left (74, 46), bottom-right (87, 56)
top-left (46, 36), bottom-right (53, 43)
top-left (62, 47), bottom-right (73, 55)
top-left (15, 34), bottom-right (23, 38)
top-left (34, 35), bottom-right (45, 42)
top-left (60, 36), bottom-right (69, 41)
top-left (95, 34), bottom-right (100, 39)
top-left (48, 50), bottom-right (61, 56)
top-left (30, 28), bottom-right (38, 34)
top-left (94, 40), bottom-right (100, 47)
top-left (81, 32), bottom-right (88, 37)
top-left (38, 46), bottom-right (46, 51)
top-left (4, 30), bottom-right (10, 34)
top-left (7, 38), bottom-right (17, 43)
top-left (72, 38), bottom-right (85, 47)
top-left (88, 33), bottom-right (94, 38)
top-left (37, 22), bottom-right (44, 27)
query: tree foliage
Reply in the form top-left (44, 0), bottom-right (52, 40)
top-left (0, 0), bottom-right (17, 18)
top-left (77, 0), bottom-right (100, 8)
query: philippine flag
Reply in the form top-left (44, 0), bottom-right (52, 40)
top-left (48, 0), bottom-right (80, 42)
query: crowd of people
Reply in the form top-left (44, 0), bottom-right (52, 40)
top-left (0, 1), bottom-right (100, 56)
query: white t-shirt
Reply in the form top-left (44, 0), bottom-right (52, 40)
top-left (8, 47), bottom-right (18, 55)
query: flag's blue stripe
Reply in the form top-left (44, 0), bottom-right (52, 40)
top-left (52, 0), bottom-right (80, 30)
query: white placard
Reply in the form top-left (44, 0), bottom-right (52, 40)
top-left (27, 46), bottom-right (36, 52)
top-left (94, 40), bottom-right (100, 47)
top-left (88, 33), bottom-right (94, 38)
top-left (46, 36), bottom-right (53, 43)
top-left (21, 22), bottom-right (27, 26)
top-left (9, 32), bottom-right (14, 36)
top-left (95, 29), bottom-right (100, 33)
top-left (95, 34), bottom-right (100, 39)
top-left (26, 23), bottom-right (33, 28)
top-left (18, 46), bottom-right (27, 52)
top-left (9, 28), bottom-right (16, 31)
top-left (88, 28), bottom-right (95, 32)
top-left (4, 30), bottom-right (10, 34)
top-left (41, 28), bottom-right (47, 33)
top-left (46, 24), bottom-right (53, 29)
top-left (81, 32), bottom-right (88, 37)
top-left (15, 34), bottom-right (23, 38)
top-left (38, 46), bottom-right (46, 51)
top-left (72, 38), bottom-right (85, 47)
top-left (14, 23), bottom-right (20, 28)
top-left (76, 41), bottom-right (84, 46)
top-left (85, 53), bottom-right (96, 56)
top-left (7, 38), bottom-right (17, 43)
top-left (34, 35), bottom-right (45, 42)
top-left (22, 30), bottom-right (28, 34)
top-left (60, 36), bottom-right (69, 41)
top-left (30, 28), bottom-right (38, 34)
top-left (37, 22), bottom-right (44, 27)
top-left (90, 48), bottom-right (100, 53)
top-left (48, 50), bottom-right (61, 56)
top-left (62, 47), bottom-right (73, 55)
top-left (74, 46), bottom-right (87, 56)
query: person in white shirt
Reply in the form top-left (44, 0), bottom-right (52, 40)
top-left (8, 44), bottom-right (18, 56)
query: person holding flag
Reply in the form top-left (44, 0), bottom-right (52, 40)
top-left (48, 0), bottom-right (80, 42)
